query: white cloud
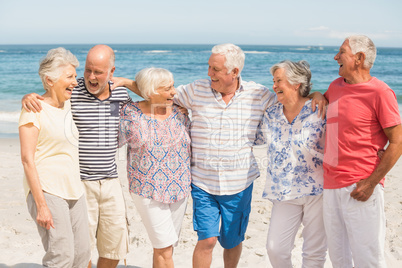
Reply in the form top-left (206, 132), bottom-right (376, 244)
top-left (309, 26), bottom-right (329, 31)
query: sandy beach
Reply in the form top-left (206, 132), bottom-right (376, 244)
top-left (0, 137), bottom-right (401, 268)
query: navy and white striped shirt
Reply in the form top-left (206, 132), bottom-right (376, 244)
top-left (71, 77), bottom-right (130, 181)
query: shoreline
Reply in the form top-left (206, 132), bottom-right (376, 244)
top-left (1, 138), bottom-right (401, 267)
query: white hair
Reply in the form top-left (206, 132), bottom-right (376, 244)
top-left (346, 35), bottom-right (377, 69)
top-left (135, 67), bottom-right (174, 100)
top-left (270, 60), bottom-right (312, 97)
top-left (211, 43), bottom-right (245, 76)
top-left (38, 47), bottom-right (79, 90)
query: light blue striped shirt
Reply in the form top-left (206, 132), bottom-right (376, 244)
top-left (175, 78), bottom-right (276, 195)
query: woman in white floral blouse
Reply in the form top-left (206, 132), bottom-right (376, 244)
top-left (255, 60), bottom-right (327, 267)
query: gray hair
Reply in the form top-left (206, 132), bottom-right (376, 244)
top-left (39, 47), bottom-right (79, 90)
top-left (135, 67), bottom-right (174, 100)
top-left (211, 43), bottom-right (245, 77)
top-left (346, 35), bottom-right (376, 69)
top-left (270, 60), bottom-right (312, 97)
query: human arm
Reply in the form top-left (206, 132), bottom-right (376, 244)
top-left (111, 77), bottom-right (143, 98)
top-left (350, 124), bottom-right (402, 201)
top-left (21, 93), bottom-right (44, 113)
top-left (309, 91), bottom-right (328, 119)
top-left (19, 123), bottom-right (55, 230)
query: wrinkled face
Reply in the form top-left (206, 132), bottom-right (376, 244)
top-left (207, 53), bottom-right (237, 94)
top-left (272, 68), bottom-right (299, 105)
top-left (149, 80), bottom-right (176, 105)
top-left (84, 53), bottom-right (114, 98)
top-left (334, 40), bottom-right (357, 82)
top-left (50, 64), bottom-right (77, 102)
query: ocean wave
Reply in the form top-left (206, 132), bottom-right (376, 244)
top-left (0, 50), bottom-right (5, 53)
top-left (144, 50), bottom-right (171, 54)
top-left (0, 111), bottom-right (20, 122)
top-left (244, 51), bottom-right (271, 54)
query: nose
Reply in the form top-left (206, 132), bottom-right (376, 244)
top-left (72, 77), bottom-right (78, 87)
top-left (334, 52), bottom-right (339, 60)
top-left (171, 87), bottom-right (176, 96)
top-left (208, 66), bottom-right (213, 77)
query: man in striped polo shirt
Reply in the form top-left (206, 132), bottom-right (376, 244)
top-left (115, 43), bottom-right (326, 268)
top-left (22, 45), bottom-right (130, 268)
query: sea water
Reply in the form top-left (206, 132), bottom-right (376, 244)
top-left (1, 44), bottom-right (401, 137)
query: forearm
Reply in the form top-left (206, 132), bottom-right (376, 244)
top-left (366, 142), bottom-right (402, 185)
top-left (114, 77), bottom-right (142, 97)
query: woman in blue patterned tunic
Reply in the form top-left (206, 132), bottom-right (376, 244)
top-left (119, 68), bottom-right (191, 268)
top-left (255, 60), bottom-right (327, 267)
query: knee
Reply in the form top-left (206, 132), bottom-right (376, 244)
top-left (266, 239), bottom-right (291, 260)
top-left (198, 237), bottom-right (218, 251)
top-left (154, 246), bottom-right (173, 259)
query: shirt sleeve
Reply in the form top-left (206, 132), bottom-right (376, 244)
top-left (118, 104), bottom-right (129, 148)
top-left (174, 82), bottom-right (195, 110)
top-left (19, 109), bottom-right (40, 130)
top-left (254, 116), bottom-right (267, 146)
top-left (376, 88), bottom-right (401, 129)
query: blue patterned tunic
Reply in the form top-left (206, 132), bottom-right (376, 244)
top-left (255, 100), bottom-right (326, 201)
top-left (119, 101), bottom-right (191, 203)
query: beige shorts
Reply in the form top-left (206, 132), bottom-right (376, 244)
top-left (82, 178), bottom-right (129, 260)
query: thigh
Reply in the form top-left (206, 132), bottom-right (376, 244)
top-left (323, 188), bottom-right (353, 267)
top-left (97, 178), bottom-right (129, 259)
top-left (343, 184), bottom-right (386, 267)
top-left (191, 184), bottom-right (221, 241)
top-left (69, 195), bottom-right (91, 267)
top-left (218, 183), bottom-right (253, 249)
top-left (267, 199), bottom-right (303, 250)
top-left (132, 194), bottom-right (187, 249)
top-left (27, 192), bottom-right (75, 266)
top-left (81, 180), bottom-right (100, 250)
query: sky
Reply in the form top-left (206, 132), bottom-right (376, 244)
top-left (0, 0), bottom-right (401, 47)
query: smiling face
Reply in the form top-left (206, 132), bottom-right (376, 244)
top-left (334, 40), bottom-right (358, 83)
top-left (149, 80), bottom-right (176, 105)
top-left (49, 64), bottom-right (78, 103)
top-left (272, 68), bottom-right (300, 105)
top-left (83, 46), bottom-right (115, 99)
top-left (207, 53), bottom-right (238, 95)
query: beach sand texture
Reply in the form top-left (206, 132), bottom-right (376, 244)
top-left (0, 138), bottom-right (401, 268)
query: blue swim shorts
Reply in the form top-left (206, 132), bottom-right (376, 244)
top-left (191, 183), bottom-right (253, 249)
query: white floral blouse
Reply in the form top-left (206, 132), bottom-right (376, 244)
top-left (255, 99), bottom-right (326, 201)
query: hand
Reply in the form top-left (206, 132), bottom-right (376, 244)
top-left (111, 77), bottom-right (130, 90)
top-left (350, 179), bottom-right (376, 202)
top-left (177, 106), bottom-right (189, 115)
top-left (377, 149), bottom-right (385, 160)
top-left (311, 92), bottom-right (328, 119)
top-left (36, 205), bottom-right (55, 230)
top-left (22, 93), bottom-right (43, 112)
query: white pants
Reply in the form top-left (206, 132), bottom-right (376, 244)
top-left (131, 193), bottom-right (188, 249)
top-left (323, 183), bottom-right (386, 268)
top-left (267, 195), bottom-right (327, 268)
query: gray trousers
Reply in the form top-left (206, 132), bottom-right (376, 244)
top-left (27, 192), bottom-right (91, 268)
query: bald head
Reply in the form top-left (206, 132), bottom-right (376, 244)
top-left (87, 44), bottom-right (115, 69)
top-left (84, 44), bottom-right (116, 99)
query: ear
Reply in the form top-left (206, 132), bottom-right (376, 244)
top-left (45, 76), bottom-right (54, 87)
top-left (355, 52), bottom-right (366, 66)
top-left (109, 66), bottom-right (116, 79)
top-left (231, 67), bottom-right (239, 78)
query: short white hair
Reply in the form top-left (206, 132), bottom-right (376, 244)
top-left (346, 35), bottom-right (377, 69)
top-left (270, 60), bottom-right (312, 97)
top-left (135, 67), bottom-right (174, 100)
top-left (211, 43), bottom-right (245, 76)
top-left (38, 47), bottom-right (79, 90)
